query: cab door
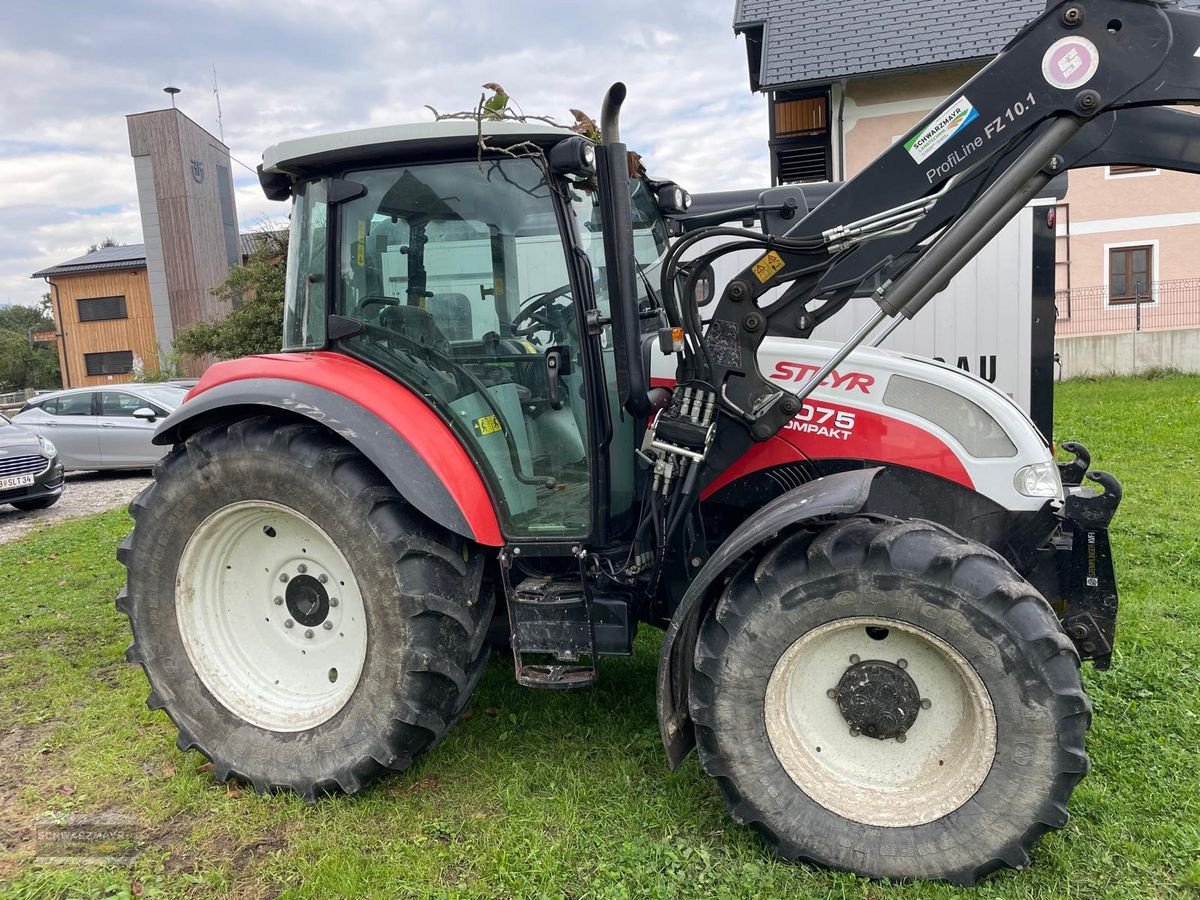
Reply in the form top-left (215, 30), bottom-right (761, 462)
top-left (330, 157), bottom-right (596, 540)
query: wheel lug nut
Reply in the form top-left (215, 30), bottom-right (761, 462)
top-left (318, 574), bottom-right (328, 584)
top-left (897, 658), bottom-right (908, 669)
top-left (849, 727), bottom-right (860, 737)
top-left (323, 621), bottom-right (333, 630)
top-left (849, 654), bottom-right (860, 664)
top-left (826, 688), bottom-right (836, 699)
top-left (305, 629), bottom-right (314, 639)
top-left (284, 619), bottom-right (294, 629)
top-left (279, 573), bottom-right (289, 583)
top-left (330, 598), bottom-right (339, 608)
top-left (921, 698), bottom-right (932, 710)
top-left (298, 563), bottom-right (307, 574)
top-left (273, 596), bottom-right (284, 606)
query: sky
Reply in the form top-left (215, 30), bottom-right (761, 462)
top-left (0, 0), bottom-right (770, 309)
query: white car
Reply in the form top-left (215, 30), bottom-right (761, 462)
top-left (12, 384), bottom-right (188, 471)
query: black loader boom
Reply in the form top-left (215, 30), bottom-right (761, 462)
top-left (655, 0), bottom-right (1200, 453)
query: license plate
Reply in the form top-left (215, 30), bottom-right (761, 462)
top-left (0, 473), bottom-right (35, 490)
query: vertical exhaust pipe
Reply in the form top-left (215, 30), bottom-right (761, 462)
top-left (595, 82), bottom-right (650, 416)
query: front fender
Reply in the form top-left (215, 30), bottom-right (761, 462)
top-left (155, 353), bottom-right (503, 546)
top-left (656, 466), bottom-right (881, 768)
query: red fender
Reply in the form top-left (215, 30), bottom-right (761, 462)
top-left (188, 352), bottom-right (503, 546)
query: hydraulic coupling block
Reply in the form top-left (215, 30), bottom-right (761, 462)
top-left (642, 386), bottom-right (716, 497)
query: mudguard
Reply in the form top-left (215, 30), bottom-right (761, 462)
top-left (154, 352), bottom-right (503, 546)
top-left (657, 466), bottom-right (882, 767)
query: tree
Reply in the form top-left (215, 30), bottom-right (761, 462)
top-left (0, 303), bottom-right (60, 392)
top-left (87, 237), bottom-right (120, 253)
top-left (173, 230), bottom-right (288, 362)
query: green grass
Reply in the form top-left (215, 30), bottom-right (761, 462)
top-left (1, 374), bottom-right (1199, 898)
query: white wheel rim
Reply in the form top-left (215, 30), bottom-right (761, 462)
top-left (176, 500), bottom-right (368, 732)
top-left (764, 616), bottom-right (997, 828)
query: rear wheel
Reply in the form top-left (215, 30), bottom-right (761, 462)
top-left (117, 416), bottom-right (492, 798)
top-left (690, 517), bottom-right (1090, 884)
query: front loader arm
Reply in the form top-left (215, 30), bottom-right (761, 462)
top-left (682, 0), bottom-right (1200, 451)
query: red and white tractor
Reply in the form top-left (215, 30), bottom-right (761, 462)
top-left (119, 0), bottom-right (1200, 881)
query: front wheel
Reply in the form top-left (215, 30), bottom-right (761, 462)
top-left (690, 517), bottom-right (1091, 884)
top-left (117, 416), bottom-right (492, 798)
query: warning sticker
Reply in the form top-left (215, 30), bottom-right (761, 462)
top-left (473, 415), bottom-right (503, 436)
top-left (904, 96), bottom-right (979, 164)
top-left (752, 251), bottom-right (785, 283)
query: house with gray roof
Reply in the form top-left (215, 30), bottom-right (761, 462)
top-left (733, 0), bottom-right (1200, 341)
top-left (733, 0), bottom-right (1042, 183)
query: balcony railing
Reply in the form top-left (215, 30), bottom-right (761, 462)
top-left (1055, 278), bottom-right (1200, 336)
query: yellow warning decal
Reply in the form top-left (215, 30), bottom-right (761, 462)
top-left (355, 221), bottom-right (366, 266)
top-left (752, 251), bottom-right (785, 283)
top-left (473, 415), bottom-right (503, 437)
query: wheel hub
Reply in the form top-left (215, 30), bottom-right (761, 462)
top-left (286, 574), bottom-right (330, 627)
top-left (834, 659), bottom-right (921, 740)
top-left (176, 500), bottom-right (368, 732)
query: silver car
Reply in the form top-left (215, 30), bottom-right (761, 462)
top-left (12, 384), bottom-right (188, 471)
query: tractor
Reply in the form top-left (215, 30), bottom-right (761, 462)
top-left (120, 0), bottom-right (1200, 882)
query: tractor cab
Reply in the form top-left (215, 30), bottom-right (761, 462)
top-left (262, 121), bottom-right (673, 542)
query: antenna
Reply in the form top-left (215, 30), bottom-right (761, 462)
top-left (212, 65), bottom-right (224, 142)
top-left (163, 85), bottom-right (180, 108)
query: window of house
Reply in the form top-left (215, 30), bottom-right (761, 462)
top-left (772, 91), bottom-right (832, 184)
top-left (1108, 245), bottom-right (1153, 302)
top-left (77, 296), bottom-right (128, 321)
top-left (84, 350), bottom-right (134, 376)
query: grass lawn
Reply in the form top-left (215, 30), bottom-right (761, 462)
top-left (1, 374), bottom-right (1199, 899)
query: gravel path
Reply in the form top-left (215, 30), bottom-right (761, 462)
top-left (0, 471), bottom-right (152, 545)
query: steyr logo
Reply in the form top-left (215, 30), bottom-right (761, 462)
top-left (770, 361), bottom-right (875, 394)
top-left (190, 159), bottom-right (205, 184)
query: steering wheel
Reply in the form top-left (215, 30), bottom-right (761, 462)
top-left (511, 283), bottom-right (574, 340)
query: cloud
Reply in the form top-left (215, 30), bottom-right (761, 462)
top-left (0, 0), bottom-right (769, 308)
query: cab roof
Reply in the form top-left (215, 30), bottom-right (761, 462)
top-left (261, 120), bottom-right (571, 177)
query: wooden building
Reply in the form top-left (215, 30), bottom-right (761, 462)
top-left (32, 246), bottom-right (158, 388)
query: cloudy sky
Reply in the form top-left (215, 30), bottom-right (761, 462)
top-left (0, 0), bottom-right (769, 309)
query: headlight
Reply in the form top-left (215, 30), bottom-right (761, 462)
top-left (1013, 460), bottom-right (1062, 499)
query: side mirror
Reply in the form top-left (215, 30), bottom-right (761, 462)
top-left (133, 407), bottom-right (157, 422)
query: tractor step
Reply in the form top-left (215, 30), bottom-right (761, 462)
top-left (506, 576), bottom-right (634, 689)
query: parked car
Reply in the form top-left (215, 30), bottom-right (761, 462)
top-left (0, 412), bottom-right (64, 510)
top-left (12, 385), bottom-right (189, 471)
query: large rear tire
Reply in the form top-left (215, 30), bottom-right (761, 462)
top-left (117, 415), bottom-right (492, 799)
top-left (690, 517), bottom-right (1090, 884)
